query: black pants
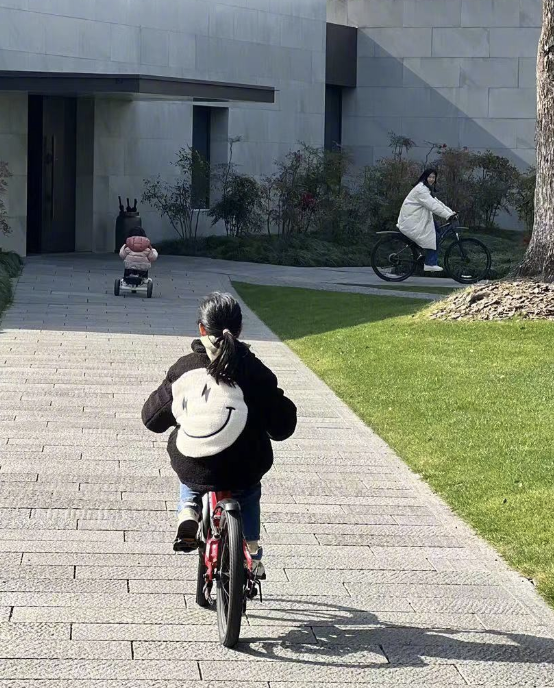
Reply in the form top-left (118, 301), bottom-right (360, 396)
top-left (124, 269), bottom-right (148, 279)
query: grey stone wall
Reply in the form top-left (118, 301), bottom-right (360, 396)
top-left (0, 0), bottom-right (326, 253)
top-left (329, 0), bottom-right (541, 175)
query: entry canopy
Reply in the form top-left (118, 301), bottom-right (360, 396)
top-left (0, 71), bottom-right (275, 103)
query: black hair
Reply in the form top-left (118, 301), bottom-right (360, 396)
top-left (126, 227), bottom-right (147, 239)
top-left (198, 292), bottom-right (246, 386)
top-left (417, 168), bottom-right (438, 190)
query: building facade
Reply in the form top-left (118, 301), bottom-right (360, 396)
top-left (0, 0), bottom-right (541, 256)
top-left (329, 0), bottom-right (540, 172)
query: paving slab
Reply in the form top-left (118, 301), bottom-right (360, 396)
top-left (0, 254), bottom-right (553, 685)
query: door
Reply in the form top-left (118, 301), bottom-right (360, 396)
top-left (27, 96), bottom-right (77, 253)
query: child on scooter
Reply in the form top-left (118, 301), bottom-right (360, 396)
top-left (119, 227), bottom-right (158, 279)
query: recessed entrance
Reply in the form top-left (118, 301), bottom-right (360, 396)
top-left (27, 95), bottom-right (77, 254)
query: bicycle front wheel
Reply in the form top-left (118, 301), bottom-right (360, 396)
top-left (371, 235), bottom-right (418, 282)
top-left (216, 510), bottom-right (244, 647)
top-left (445, 238), bottom-right (491, 284)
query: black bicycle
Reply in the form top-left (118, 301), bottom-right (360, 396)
top-left (370, 219), bottom-right (492, 284)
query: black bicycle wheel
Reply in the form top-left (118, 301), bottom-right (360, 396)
top-left (371, 234), bottom-right (418, 282)
top-left (195, 550), bottom-right (210, 608)
top-left (216, 510), bottom-right (244, 647)
top-left (445, 238), bottom-right (491, 284)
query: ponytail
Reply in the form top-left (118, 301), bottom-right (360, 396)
top-left (207, 330), bottom-right (244, 386)
top-left (198, 293), bottom-right (245, 386)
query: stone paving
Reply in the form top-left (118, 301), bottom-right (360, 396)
top-left (181, 256), bottom-right (461, 300)
top-left (1, 253), bottom-right (554, 687)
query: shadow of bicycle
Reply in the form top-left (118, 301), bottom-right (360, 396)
top-left (236, 596), bottom-right (554, 669)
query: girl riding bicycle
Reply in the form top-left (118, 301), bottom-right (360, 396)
top-left (397, 168), bottom-right (457, 273)
top-left (141, 292), bottom-right (297, 578)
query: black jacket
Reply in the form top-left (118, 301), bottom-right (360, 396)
top-left (141, 339), bottom-right (297, 492)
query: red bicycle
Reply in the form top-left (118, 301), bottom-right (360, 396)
top-left (194, 491), bottom-right (262, 647)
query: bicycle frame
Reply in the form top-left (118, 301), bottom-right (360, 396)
top-left (200, 491), bottom-right (257, 604)
top-left (436, 220), bottom-right (465, 250)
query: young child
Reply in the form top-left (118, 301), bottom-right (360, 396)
top-left (119, 228), bottom-right (158, 277)
top-left (141, 292), bottom-right (297, 577)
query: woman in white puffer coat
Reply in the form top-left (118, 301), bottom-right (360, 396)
top-left (397, 169), bottom-right (457, 273)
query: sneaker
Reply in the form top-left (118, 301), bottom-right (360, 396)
top-left (173, 507), bottom-right (200, 553)
top-left (424, 264), bottom-right (444, 272)
top-left (247, 542), bottom-right (266, 580)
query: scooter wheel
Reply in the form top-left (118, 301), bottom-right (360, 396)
top-left (114, 279), bottom-right (120, 296)
top-left (147, 281), bottom-right (153, 299)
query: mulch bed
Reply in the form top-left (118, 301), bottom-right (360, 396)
top-left (428, 280), bottom-right (554, 321)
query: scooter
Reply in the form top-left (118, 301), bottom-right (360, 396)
top-left (114, 270), bottom-right (153, 298)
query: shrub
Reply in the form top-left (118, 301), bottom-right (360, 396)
top-left (472, 150), bottom-right (520, 229)
top-left (358, 133), bottom-right (421, 233)
top-left (156, 234), bottom-right (377, 268)
top-left (433, 147), bottom-right (479, 226)
top-left (0, 266), bottom-right (13, 317)
top-left (142, 148), bottom-right (209, 246)
top-left (0, 250), bottom-right (23, 318)
top-left (0, 161), bottom-right (12, 236)
top-left (512, 167), bottom-right (536, 239)
top-left (209, 139), bottom-right (262, 237)
top-left (209, 173), bottom-right (262, 237)
top-left (433, 146), bottom-right (520, 229)
top-left (264, 144), bottom-right (351, 238)
top-left (0, 250), bottom-right (23, 277)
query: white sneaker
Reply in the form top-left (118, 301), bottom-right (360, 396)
top-left (424, 264), bottom-right (444, 272)
top-left (173, 507), bottom-right (200, 552)
top-left (247, 541), bottom-right (266, 579)
top-left (251, 559), bottom-right (266, 579)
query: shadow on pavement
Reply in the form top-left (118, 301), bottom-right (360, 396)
top-left (238, 597), bottom-right (554, 668)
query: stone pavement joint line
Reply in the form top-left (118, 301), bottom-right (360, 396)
top-left (0, 254), bottom-right (554, 686)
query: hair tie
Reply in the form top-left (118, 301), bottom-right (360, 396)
top-left (222, 329), bottom-right (232, 337)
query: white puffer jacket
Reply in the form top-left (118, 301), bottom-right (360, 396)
top-left (397, 183), bottom-right (454, 250)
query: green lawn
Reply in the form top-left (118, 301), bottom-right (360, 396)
top-left (235, 282), bottom-right (554, 605)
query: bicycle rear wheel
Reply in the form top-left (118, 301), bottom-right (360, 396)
top-left (445, 238), bottom-right (491, 284)
top-left (371, 234), bottom-right (418, 282)
top-left (216, 510), bottom-right (244, 647)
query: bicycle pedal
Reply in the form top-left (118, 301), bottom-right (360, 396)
top-left (173, 538), bottom-right (198, 553)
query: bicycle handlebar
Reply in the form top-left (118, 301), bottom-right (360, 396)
top-left (438, 215), bottom-right (459, 229)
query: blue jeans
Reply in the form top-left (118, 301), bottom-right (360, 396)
top-left (425, 222), bottom-right (441, 266)
top-left (178, 481), bottom-right (262, 542)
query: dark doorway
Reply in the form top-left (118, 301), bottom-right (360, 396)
top-left (27, 96), bottom-right (77, 254)
top-left (191, 105), bottom-right (212, 209)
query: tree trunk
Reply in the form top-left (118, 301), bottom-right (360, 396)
top-left (518, 0), bottom-right (554, 281)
